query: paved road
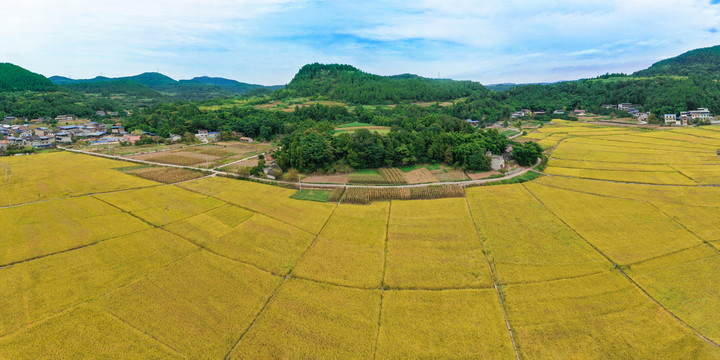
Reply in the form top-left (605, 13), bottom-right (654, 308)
top-left (58, 146), bottom-right (542, 189)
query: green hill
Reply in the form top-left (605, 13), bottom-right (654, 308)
top-left (633, 45), bottom-right (720, 78)
top-left (286, 63), bottom-right (487, 104)
top-left (0, 63), bottom-right (56, 92)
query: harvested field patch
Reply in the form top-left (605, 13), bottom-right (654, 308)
top-left (433, 170), bottom-right (469, 182)
top-left (377, 168), bottom-right (407, 184)
top-left (402, 168), bottom-right (438, 184)
top-left (124, 166), bottom-right (205, 184)
top-left (301, 174), bottom-right (348, 184)
top-left (139, 152), bottom-right (212, 166)
top-left (348, 170), bottom-right (389, 185)
top-left (328, 187), bottom-right (345, 202)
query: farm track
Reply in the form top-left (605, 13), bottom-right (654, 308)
top-left (522, 183), bottom-right (720, 348)
top-left (58, 146), bottom-right (543, 189)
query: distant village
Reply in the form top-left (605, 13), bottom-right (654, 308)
top-left (508, 103), bottom-right (718, 126)
top-left (0, 114), bottom-right (253, 154)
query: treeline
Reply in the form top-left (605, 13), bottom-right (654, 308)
top-left (285, 63), bottom-right (486, 104)
top-left (494, 76), bottom-right (720, 116)
top-left (274, 115), bottom-right (508, 173)
top-left (634, 45), bottom-right (720, 78)
top-left (0, 91), bottom-right (121, 120)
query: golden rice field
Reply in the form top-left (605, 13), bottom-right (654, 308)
top-left (2, 123), bottom-right (720, 360)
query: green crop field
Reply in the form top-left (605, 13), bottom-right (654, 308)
top-left (2, 121), bottom-right (720, 359)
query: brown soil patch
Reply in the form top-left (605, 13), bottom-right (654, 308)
top-left (301, 174), bottom-right (349, 184)
top-left (402, 168), bottom-right (438, 184)
top-left (467, 170), bottom-right (501, 180)
top-left (131, 151), bottom-right (219, 166)
top-left (126, 167), bottom-right (205, 184)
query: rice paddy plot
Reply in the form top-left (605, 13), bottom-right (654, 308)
top-left (0, 228), bottom-right (196, 336)
top-left (384, 198), bottom-right (493, 289)
top-left (0, 151), bottom-right (157, 206)
top-left (525, 182), bottom-right (704, 265)
top-left (96, 251), bottom-right (282, 359)
top-left (94, 185), bottom-right (225, 226)
top-left (533, 176), bottom-right (720, 207)
top-left (376, 289), bottom-right (516, 359)
top-left (544, 166), bottom-right (697, 185)
top-left (231, 279), bottom-right (381, 358)
top-left (502, 270), bottom-right (719, 359)
top-left (652, 202), bottom-right (720, 242)
top-left (551, 141), bottom-right (717, 165)
top-left (0, 304), bottom-right (183, 359)
top-left (163, 204), bottom-right (254, 246)
top-left (0, 197), bottom-right (150, 266)
top-left (548, 158), bottom-right (678, 172)
top-left (123, 166), bottom-right (206, 184)
top-left (635, 131), bottom-right (720, 148)
top-left (178, 176), bottom-right (335, 234)
top-left (203, 214), bottom-right (316, 275)
top-left (626, 245), bottom-right (720, 344)
top-left (672, 165), bottom-right (720, 185)
top-left (294, 202), bottom-right (389, 288)
top-left (466, 185), bottom-right (608, 284)
top-left (590, 134), bottom-right (718, 151)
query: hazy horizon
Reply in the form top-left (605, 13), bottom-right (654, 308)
top-left (4, 0), bottom-right (720, 86)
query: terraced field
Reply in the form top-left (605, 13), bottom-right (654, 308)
top-left (2, 120), bottom-right (720, 358)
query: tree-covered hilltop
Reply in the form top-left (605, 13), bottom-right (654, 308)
top-left (0, 91), bottom-right (123, 120)
top-left (0, 63), bottom-right (57, 92)
top-left (285, 63), bottom-right (487, 104)
top-left (634, 45), bottom-right (720, 78)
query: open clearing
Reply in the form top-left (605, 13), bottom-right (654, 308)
top-left (2, 121), bottom-right (720, 358)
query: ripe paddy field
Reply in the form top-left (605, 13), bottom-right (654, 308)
top-left (0, 121), bottom-right (719, 358)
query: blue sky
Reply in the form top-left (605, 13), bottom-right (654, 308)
top-left (2, 0), bottom-right (720, 85)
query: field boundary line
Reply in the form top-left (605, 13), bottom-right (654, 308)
top-left (522, 183), bottom-right (720, 348)
top-left (0, 227), bottom-right (151, 270)
top-left (104, 310), bottom-right (186, 358)
top-left (544, 174), bottom-right (720, 188)
top-left (530, 181), bottom-right (720, 207)
top-left (176, 185), bottom-right (318, 236)
top-left (666, 165), bottom-right (700, 185)
top-left (0, 248), bottom-right (199, 341)
top-left (222, 202), bottom-right (339, 359)
top-left (503, 270), bottom-right (605, 286)
top-left (0, 183), bottom-right (164, 210)
top-left (646, 202), bottom-right (720, 256)
top-left (373, 201), bottom-right (392, 359)
top-left (464, 196), bottom-right (521, 360)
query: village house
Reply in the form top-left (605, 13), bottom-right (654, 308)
top-left (110, 126), bottom-right (125, 135)
top-left (55, 131), bottom-right (73, 143)
top-left (240, 137), bottom-right (254, 143)
top-left (169, 134), bottom-right (182, 142)
top-left (55, 114), bottom-right (75, 122)
top-left (35, 127), bottom-right (52, 137)
top-left (195, 130), bottom-right (209, 141)
top-left (0, 140), bottom-right (8, 150)
top-left (122, 134), bottom-right (142, 144)
top-left (29, 136), bottom-right (55, 148)
top-left (689, 108), bottom-right (712, 120)
top-left (553, 110), bottom-right (566, 115)
top-left (664, 114), bottom-right (679, 126)
top-left (574, 110), bottom-right (586, 116)
top-left (95, 111), bottom-right (107, 117)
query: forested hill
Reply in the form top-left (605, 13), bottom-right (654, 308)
top-left (0, 63), bottom-right (57, 92)
top-left (286, 63), bottom-right (487, 104)
top-left (633, 45), bottom-right (720, 78)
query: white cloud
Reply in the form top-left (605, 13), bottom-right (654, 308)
top-left (1, 0), bottom-right (720, 84)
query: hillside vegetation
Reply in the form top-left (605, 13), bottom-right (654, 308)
top-left (0, 63), bottom-right (56, 92)
top-left (634, 45), bottom-right (720, 78)
top-left (285, 63), bottom-right (486, 104)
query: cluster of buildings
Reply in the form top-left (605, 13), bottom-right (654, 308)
top-left (663, 108), bottom-right (713, 126)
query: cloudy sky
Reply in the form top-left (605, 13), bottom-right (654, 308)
top-left (2, 0), bottom-right (720, 85)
